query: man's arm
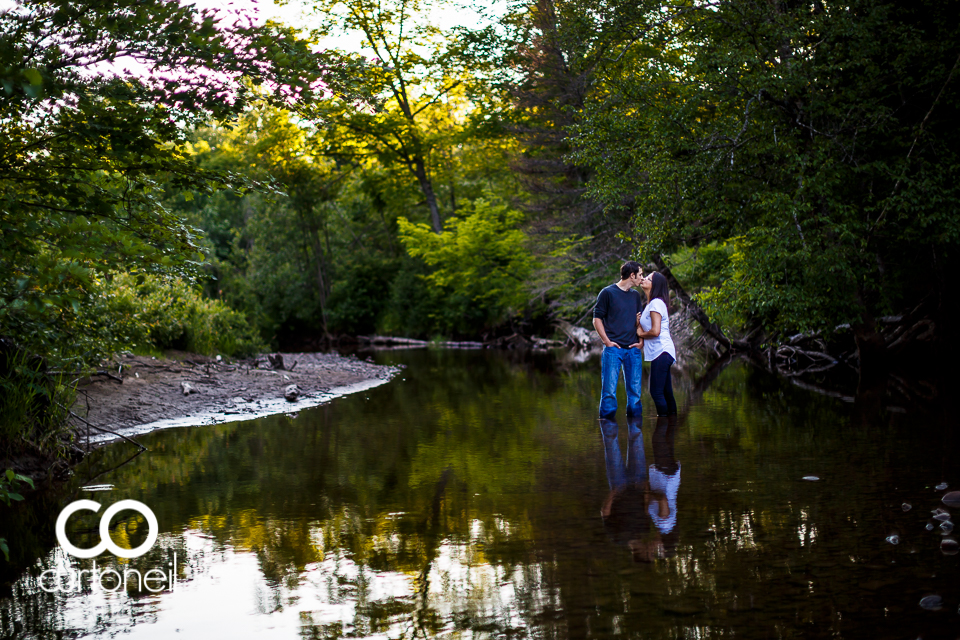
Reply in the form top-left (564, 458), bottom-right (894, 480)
top-left (593, 317), bottom-right (619, 348)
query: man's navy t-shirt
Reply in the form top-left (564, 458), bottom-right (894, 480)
top-left (593, 284), bottom-right (644, 348)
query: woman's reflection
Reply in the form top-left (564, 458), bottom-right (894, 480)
top-left (648, 415), bottom-right (680, 558)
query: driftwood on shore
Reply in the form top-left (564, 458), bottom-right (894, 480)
top-left (555, 320), bottom-right (598, 349)
top-left (358, 335), bottom-right (486, 349)
top-left (357, 334), bottom-right (567, 350)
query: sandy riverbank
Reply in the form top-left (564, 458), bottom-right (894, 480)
top-left (72, 351), bottom-right (401, 446)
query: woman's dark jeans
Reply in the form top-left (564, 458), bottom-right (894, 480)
top-left (649, 352), bottom-right (677, 416)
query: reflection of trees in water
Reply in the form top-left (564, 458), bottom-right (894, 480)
top-left (4, 354), bottom-right (959, 639)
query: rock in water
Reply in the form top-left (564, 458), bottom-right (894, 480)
top-left (180, 381), bottom-right (196, 396)
top-left (284, 384), bottom-right (300, 401)
top-left (941, 537), bottom-right (959, 556)
top-left (940, 521), bottom-right (954, 534)
top-left (919, 595), bottom-right (943, 611)
top-left (886, 534), bottom-right (900, 545)
top-left (935, 482), bottom-right (949, 491)
top-left (942, 491), bottom-right (960, 507)
top-left (802, 476), bottom-right (820, 482)
top-left (902, 502), bottom-right (912, 512)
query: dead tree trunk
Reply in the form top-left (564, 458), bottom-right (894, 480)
top-left (652, 256), bottom-right (732, 350)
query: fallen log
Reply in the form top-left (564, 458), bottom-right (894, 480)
top-left (358, 335), bottom-right (429, 346)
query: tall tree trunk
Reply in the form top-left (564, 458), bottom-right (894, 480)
top-left (312, 230), bottom-right (331, 338)
top-left (413, 156), bottom-right (442, 233)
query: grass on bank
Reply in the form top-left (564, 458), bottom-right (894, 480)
top-left (0, 273), bottom-right (265, 465)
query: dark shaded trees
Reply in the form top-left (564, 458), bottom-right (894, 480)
top-left (568, 0), bottom-right (960, 364)
top-left (494, 0), bottom-right (650, 322)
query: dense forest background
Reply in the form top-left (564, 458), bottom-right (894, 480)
top-left (2, 0), bottom-right (960, 456)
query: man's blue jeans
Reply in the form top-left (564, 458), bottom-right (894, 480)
top-left (600, 417), bottom-right (647, 490)
top-left (599, 346), bottom-right (643, 419)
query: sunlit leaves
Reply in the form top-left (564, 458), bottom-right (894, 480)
top-left (398, 198), bottom-right (533, 331)
top-left (0, 0), bottom-right (356, 366)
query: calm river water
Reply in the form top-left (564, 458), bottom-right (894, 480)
top-left (1, 348), bottom-right (959, 639)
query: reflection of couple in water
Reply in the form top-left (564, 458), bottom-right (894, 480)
top-left (600, 415), bottom-right (680, 562)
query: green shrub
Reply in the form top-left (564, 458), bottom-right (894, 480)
top-left (91, 273), bottom-right (265, 358)
top-left (397, 197), bottom-right (534, 337)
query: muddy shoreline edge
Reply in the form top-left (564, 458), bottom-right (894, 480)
top-left (71, 351), bottom-right (402, 449)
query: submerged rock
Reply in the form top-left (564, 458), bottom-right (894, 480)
top-left (941, 537), bottom-right (959, 556)
top-left (886, 534), bottom-right (900, 545)
top-left (942, 491), bottom-right (960, 507)
top-left (802, 476), bottom-right (820, 482)
top-left (927, 523), bottom-right (936, 531)
top-left (936, 482), bottom-right (949, 491)
top-left (940, 521), bottom-right (954, 534)
top-left (902, 502), bottom-right (912, 512)
top-left (919, 595), bottom-right (943, 611)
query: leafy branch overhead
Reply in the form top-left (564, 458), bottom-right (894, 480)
top-left (300, 0), bottom-right (501, 233)
top-left (0, 0), bottom-right (365, 365)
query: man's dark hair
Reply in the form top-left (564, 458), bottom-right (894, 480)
top-left (620, 261), bottom-right (641, 280)
top-left (647, 272), bottom-right (671, 308)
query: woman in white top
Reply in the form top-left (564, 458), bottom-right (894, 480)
top-left (636, 272), bottom-right (678, 416)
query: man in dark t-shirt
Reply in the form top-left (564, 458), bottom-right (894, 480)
top-left (593, 261), bottom-right (645, 418)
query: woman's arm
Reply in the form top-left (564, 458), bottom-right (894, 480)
top-left (636, 312), bottom-right (661, 339)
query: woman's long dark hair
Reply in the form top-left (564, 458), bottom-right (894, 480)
top-left (646, 272), bottom-right (671, 310)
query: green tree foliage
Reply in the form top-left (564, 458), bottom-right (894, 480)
top-left (398, 198), bottom-right (534, 335)
top-left (90, 273), bottom-right (264, 357)
top-left (473, 0), bottom-right (647, 322)
top-left (179, 107), bottom-right (410, 342)
top-left (302, 0), bottom-right (500, 233)
top-left (0, 0), bottom-right (359, 367)
top-left (568, 0), bottom-right (960, 347)
top-left (178, 91), bottom-right (521, 342)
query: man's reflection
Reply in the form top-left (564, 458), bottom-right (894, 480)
top-left (647, 415), bottom-right (680, 557)
top-left (599, 417), bottom-right (659, 562)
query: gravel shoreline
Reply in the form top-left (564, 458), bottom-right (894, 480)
top-left (72, 351), bottom-right (401, 446)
